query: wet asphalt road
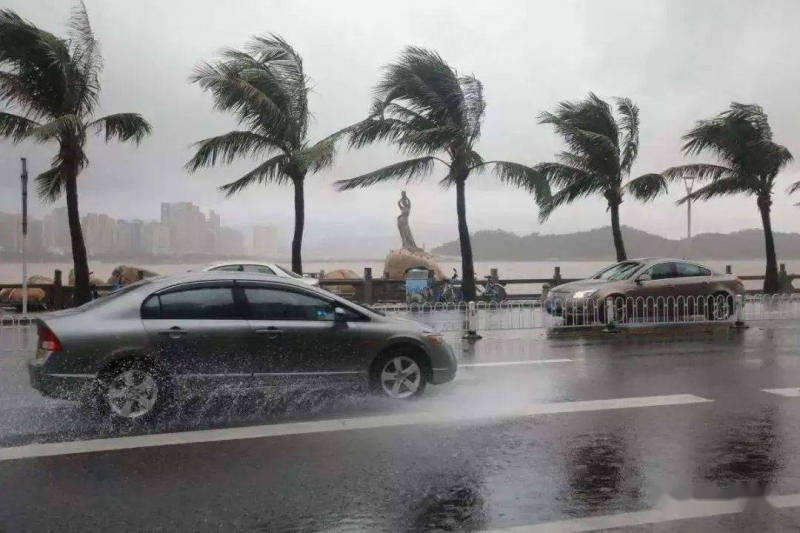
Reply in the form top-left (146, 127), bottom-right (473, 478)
top-left (4, 325), bottom-right (800, 531)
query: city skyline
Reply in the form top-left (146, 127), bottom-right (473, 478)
top-left (0, 202), bottom-right (280, 259)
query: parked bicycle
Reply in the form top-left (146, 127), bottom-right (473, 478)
top-left (437, 269), bottom-right (507, 303)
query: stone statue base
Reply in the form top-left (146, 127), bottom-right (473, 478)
top-left (383, 248), bottom-right (445, 280)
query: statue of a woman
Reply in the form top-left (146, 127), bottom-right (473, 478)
top-left (397, 191), bottom-right (421, 251)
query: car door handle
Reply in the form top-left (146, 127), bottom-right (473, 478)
top-left (158, 327), bottom-right (188, 339)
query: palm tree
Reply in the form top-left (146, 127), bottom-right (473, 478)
top-left (664, 103), bottom-right (793, 293)
top-left (788, 180), bottom-right (800, 205)
top-left (0, 3), bottom-right (152, 305)
top-left (334, 47), bottom-right (550, 301)
top-left (535, 93), bottom-right (667, 261)
top-left (187, 35), bottom-right (341, 275)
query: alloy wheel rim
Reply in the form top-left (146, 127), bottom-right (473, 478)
top-left (380, 356), bottom-right (422, 399)
top-left (106, 369), bottom-right (158, 419)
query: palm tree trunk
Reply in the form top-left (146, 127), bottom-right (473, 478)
top-left (455, 177), bottom-right (476, 301)
top-left (65, 171), bottom-right (91, 305)
top-left (758, 195), bottom-right (779, 293)
top-left (291, 176), bottom-right (304, 275)
top-left (609, 200), bottom-right (627, 261)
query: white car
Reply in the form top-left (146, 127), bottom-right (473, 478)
top-left (201, 261), bottom-right (320, 287)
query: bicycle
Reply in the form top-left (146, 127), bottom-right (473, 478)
top-left (476, 275), bottom-right (507, 303)
top-left (438, 269), bottom-right (463, 303)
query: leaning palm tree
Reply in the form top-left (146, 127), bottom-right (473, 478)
top-left (535, 93), bottom-right (667, 261)
top-left (334, 47), bottom-right (550, 301)
top-left (664, 103), bottom-right (793, 293)
top-left (187, 35), bottom-right (340, 275)
top-left (788, 180), bottom-right (800, 205)
top-left (0, 3), bottom-right (152, 305)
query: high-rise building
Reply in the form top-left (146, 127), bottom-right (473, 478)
top-left (161, 202), bottom-right (208, 253)
top-left (116, 220), bottom-right (133, 253)
top-left (51, 207), bottom-right (70, 252)
top-left (82, 212), bottom-right (118, 255)
top-left (253, 225), bottom-right (279, 257)
top-left (143, 222), bottom-right (171, 255)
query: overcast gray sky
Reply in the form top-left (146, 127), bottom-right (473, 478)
top-left (2, 0), bottom-right (799, 257)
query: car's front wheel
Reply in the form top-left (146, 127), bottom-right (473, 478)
top-left (373, 350), bottom-right (428, 399)
top-left (96, 360), bottom-right (169, 422)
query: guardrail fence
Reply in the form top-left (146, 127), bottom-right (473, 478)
top-left (373, 293), bottom-right (800, 335)
top-left (2, 293), bottom-right (800, 353)
top-left (0, 315), bottom-right (35, 352)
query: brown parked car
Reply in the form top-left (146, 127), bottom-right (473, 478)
top-left (545, 258), bottom-right (746, 324)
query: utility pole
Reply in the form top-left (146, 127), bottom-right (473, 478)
top-left (20, 158), bottom-right (28, 315)
top-left (683, 176), bottom-right (695, 259)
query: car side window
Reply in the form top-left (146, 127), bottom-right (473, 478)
top-left (676, 263), bottom-right (711, 277)
top-left (212, 265), bottom-right (243, 272)
top-left (645, 262), bottom-right (677, 281)
top-left (145, 287), bottom-right (240, 320)
top-left (243, 288), bottom-right (335, 321)
top-left (243, 265), bottom-right (275, 275)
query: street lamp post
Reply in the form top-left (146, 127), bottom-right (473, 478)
top-left (683, 176), bottom-right (696, 259)
top-left (20, 158), bottom-right (28, 316)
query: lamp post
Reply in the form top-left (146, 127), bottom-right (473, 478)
top-left (683, 176), bottom-right (696, 259)
top-left (20, 158), bottom-right (28, 315)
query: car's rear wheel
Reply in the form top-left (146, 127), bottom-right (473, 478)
top-left (96, 360), bottom-right (170, 422)
top-left (372, 349), bottom-right (428, 399)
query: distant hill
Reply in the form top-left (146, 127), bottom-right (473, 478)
top-left (431, 226), bottom-right (800, 260)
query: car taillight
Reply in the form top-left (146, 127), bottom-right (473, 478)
top-left (38, 324), bottom-right (63, 352)
top-left (735, 277), bottom-right (744, 288)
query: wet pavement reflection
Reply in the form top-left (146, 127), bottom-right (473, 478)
top-left (4, 326), bottom-right (800, 530)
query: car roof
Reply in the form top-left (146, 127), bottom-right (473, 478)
top-left (203, 260), bottom-right (278, 269)
top-left (631, 258), bottom-right (706, 264)
top-left (147, 270), bottom-right (306, 289)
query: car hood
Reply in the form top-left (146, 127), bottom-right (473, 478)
top-left (383, 314), bottom-right (436, 334)
top-left (550, 279), bottom-right (611, 294)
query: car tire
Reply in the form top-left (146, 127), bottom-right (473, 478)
top-left (371, 348), bottom-right (429, 400)
top-left (94, 359), bottom-right (171, 423)
top-left (706, 292), bottom-right (734, 321)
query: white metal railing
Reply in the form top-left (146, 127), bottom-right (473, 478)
top-left (742, 293), bottom-right (800, 321)
top-left (0, 314), bottom-right (36, 352)
top-left (0, 295), bottom-right (797, 352)
top-left (374, 293), bottom-right (761, 333)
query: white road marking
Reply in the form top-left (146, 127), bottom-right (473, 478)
top-left (0, 394), bottom-right (710, 462)
top-left (479, 493), bottom-right (800, 533)
top-left (762, 387), bottom-right (800, 397)
top-left (460, 359), bottom-right (572, 367)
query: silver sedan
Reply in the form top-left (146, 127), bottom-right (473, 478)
top-left (28, 272), bottom-right (457, 421)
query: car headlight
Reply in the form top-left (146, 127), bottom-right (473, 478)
top-left (426, 334), bottom-right (445, 345)
top-left (573, 289), bottom-right (598, 299)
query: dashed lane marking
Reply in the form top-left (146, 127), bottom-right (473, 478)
top-left (762, 387), bottom-right (800, 397)
top-left (0, 393), bottom-right (711, 462)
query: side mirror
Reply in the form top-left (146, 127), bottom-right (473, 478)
top-left (637, 274), bottom-right (651, 283)
top-left (334, 307), bottom-right (348, 322)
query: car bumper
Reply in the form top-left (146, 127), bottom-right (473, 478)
top-left (429, 342), bottom-right (457, 385)
top-left (545, 299), bottom-right (599, 317)
top-left (28, 362), bottom-right (94, 401)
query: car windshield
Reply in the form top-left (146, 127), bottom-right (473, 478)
top-left (591, 261), bottom-right (642, 281)
top-left (275, 265), bottom-right (303, 279)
